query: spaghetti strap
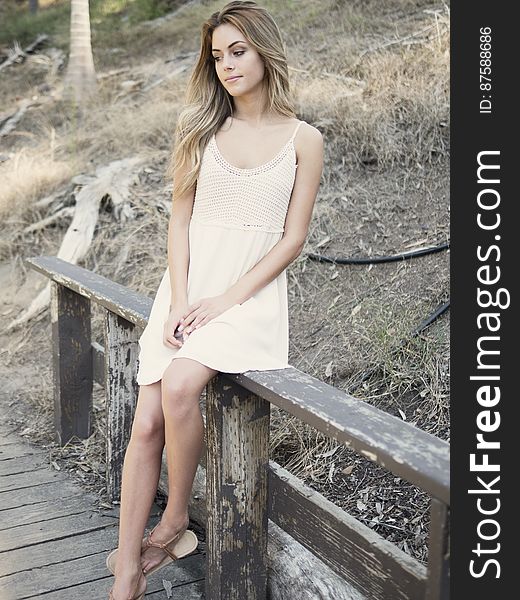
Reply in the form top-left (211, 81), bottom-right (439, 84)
top-left (290, 120), bottom-right (304, 141)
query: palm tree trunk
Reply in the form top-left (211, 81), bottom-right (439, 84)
top-left (63, 0), bottom-right (98, 106)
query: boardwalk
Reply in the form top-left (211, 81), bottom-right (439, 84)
top-left (0, 422), bottom-right (205, 599)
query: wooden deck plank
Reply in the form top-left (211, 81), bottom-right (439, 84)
top-left (0, 492), bottom-right (101, 530)
top-left (0, 433), bottom-right (30, 446)
top-left (0, 424), bottom-right (205, 600)
top-left (3, 552), bottom-right (206, 599)
top-left (145, 577), bottom-right (206, 600)
top-left (0, 467), bottom-right (68, 493)
top-left (0, 478), bottom-right (92, 511)
top-left (0, 442), bottom-right (47, 460)
top-left (0, 451), bottom-right (52, 476)
top-left (0, 510), bottom-right (119, 552)
top-left (0, 547), bottom-right (116, 597)
top-left (0, 526), bottom-right (118, 578)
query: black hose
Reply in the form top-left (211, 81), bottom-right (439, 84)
top-left (307, 238), bottom-right (450, 392)
top-left (346, 299), bottom-right (450, 393)
top-left (411, 300), bottom-right (450, 336)
top-left (307, 241), bottom-right (449, 265)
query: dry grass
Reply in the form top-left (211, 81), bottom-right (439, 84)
top-left (0, 0), bottom-right (450, 566)
top-left (0, 150), bottom-right (72, 218)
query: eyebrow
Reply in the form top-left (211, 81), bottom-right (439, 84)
top-left (211, 40), bottom-right (246, 52)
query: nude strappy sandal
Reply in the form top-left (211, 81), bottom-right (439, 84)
top-left (106, 518), bottom-right (198, 577)
top-left (140, 519), bottom-right (198, 577)
top-left (108, 569), bottom-right (146, 600)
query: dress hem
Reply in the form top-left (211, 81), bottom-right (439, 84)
top-left (136, 356), bottom-right (291, 386)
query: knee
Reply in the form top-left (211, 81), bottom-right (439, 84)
top-left (131, 415), bottom-right (165, 446)
top-left (161, 373), bottom-right (201, 419)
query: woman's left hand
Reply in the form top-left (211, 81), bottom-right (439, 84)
top-left (179, 294), bottom-right (235, 334)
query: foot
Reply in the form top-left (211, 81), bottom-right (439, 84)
top-left (140, 513), bottom-right (189, 574)
top-left (109, 567), bottom-right (146, 600)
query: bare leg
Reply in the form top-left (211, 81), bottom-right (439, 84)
top-left (141, 357), bottom-right (217, 574)
top-left (110, 381), bottom-right (165, 599)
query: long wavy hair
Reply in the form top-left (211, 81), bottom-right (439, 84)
top-left (166, 1), bottom-right (296, 201)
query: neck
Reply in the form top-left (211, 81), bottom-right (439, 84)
top-left (230, 85), bottom-right (275, 127)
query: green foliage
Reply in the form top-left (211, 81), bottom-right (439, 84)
top-left (0, 0), bottom-right (174, 47)
top-left (0, 1), bottom-right (70, 47)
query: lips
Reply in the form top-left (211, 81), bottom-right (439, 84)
top-left (225, 76), bottom-right (241, 82)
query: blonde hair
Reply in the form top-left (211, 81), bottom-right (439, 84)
top-left (166, 1), bottom-right (296, 200)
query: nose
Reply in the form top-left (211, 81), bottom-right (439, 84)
top-left (222, 54), bottom-right (235, 71)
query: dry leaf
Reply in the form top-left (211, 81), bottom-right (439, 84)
top-left (350, 303), bottom-right (361, 318)
top-left (162, 579), bottom-right (173, 597)
top-left (316, 235), bottom-right (331, 248)
top-left (342, 465), bottom-right (355, 475)
top-left (325, 361), bottom-right (333, 377)
top-left (317, 446), bottom-right (340, 458)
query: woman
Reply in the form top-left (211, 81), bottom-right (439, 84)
top-left (107, 1), bottom-right (323, 598)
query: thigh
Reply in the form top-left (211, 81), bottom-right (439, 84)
top-left (162, 357), bottom-right (218, 398)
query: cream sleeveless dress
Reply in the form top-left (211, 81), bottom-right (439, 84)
top-left (136, 120), bottom-right (304, 385)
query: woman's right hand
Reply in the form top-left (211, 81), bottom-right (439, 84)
top-left (163, 302), bottom-right (190, 348)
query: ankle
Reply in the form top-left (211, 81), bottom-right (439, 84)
top-left (114, 563), bottom-right (143, 579)
top-left (160, 510), bottom-right (189, 529)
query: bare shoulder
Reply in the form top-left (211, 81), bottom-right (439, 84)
top-left (295, 121), bottom-right (324, 163)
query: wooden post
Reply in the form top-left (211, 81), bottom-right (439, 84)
top-left (104, 310), bottom-right (140, 502)
top-left (425, 499), bottom-right (450, 599)
top-left (205, 375), bottom-right (271, 600)
top-left (50, 281), bottom-right (92, 446)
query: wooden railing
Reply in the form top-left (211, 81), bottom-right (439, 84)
top-left (26, 255), bottom-right (450, 600)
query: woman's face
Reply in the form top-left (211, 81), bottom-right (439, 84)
top-left (211, 23), bottom-right (265, 97)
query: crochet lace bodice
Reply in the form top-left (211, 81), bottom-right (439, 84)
top-left (190, 121), bottom-right (303, 234)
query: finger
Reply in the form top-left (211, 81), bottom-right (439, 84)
top-left (188, 312), bottom-right (207, 331)
top-left (182, 311), bottom-right (200, 328)
top-left (164, 335), bottom-right (182, 348)
top-left (180, 311), bottom-right (194, 327)
top-left (182, 303), bottom-right (201, 322)
top-left (197, 316), bottom-right (210, 328)
top-left (193, 315), bottom-right (210, 330)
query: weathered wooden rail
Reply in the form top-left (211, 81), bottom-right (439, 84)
top-left (26, 255), bottom-right (450, 600)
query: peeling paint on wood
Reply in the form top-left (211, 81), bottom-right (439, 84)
top-left (27, 256), bottom-right (152, 327)
top-left (425, 500), bottom-right (450, 600)
top-left (104, 310), bottom-right (140, 503)
top-left (228, 369), bottom-right (449, 504)
top-left (50, 281), bottom-right (92, 446)
top-left (361, 449), bottom-right (378, 461)
top-left (206, 375), bottom-right (270, 600)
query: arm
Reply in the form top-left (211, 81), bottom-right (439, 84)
top-left (180, 124), bottom-right (323, 332)
top-left (225, 123), bottom-right (323, 305)
top-left (167, 162), bottom-right (196, 309)
top-left (162, 159), bottom-right (196, 348)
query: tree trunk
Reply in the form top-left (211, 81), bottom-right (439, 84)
top-left (63, 0), bottom-right (98, 105)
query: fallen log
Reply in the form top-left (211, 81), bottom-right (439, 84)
top-left (0, 34), bottom-right (48, 73)
top-left (9, 156), bottom-right (145, 330)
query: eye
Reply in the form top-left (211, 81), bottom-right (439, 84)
top-left (212, 50), bottom-right (245, 62)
